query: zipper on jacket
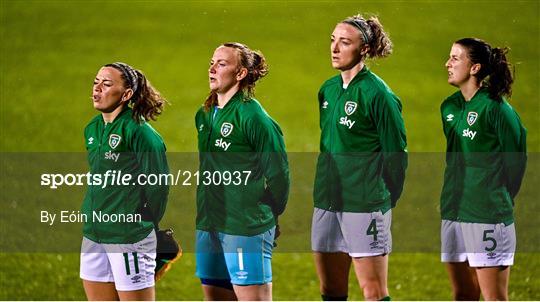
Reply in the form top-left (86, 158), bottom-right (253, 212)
top-left (327, 88), bottom-right (345, 211)
top-left (206, 108), bottom-right (217, 148)
top-left (92, 122), bottom-right (108, 243)
top-left (204, 108), bottom-right (217, 229)
top-left (456, 100), bottom-right (467, 222)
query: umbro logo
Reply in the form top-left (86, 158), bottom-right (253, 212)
top-left (130, 275), bottom-right (142, 284)
top-left (322, 101), bottom-right (328, 109)
top-left (446, 114), bottom-right (454, 122)
top-left (88, 137), bottom-right (94, 145)
top-left (236, 271), bottom-right (248, 280)
top-left (370, 241), bottom-right (381, 249)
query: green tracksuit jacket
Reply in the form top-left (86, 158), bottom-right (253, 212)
top-left (82, 107), bottom-right (169, 243)
top-left (314, 66), bottom-right (408, 213)
top-left (195, 92), bottom-right (290, 236)
top-left (440, 88), bottom-right (527, 225)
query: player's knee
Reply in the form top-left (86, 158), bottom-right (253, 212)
top-left (481, 291), bottom-right (507, 301)
top-left (361, 280), bottom-right (387, 300)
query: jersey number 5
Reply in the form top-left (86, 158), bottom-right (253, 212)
top-left (482, 230), bottom-right (497, 252)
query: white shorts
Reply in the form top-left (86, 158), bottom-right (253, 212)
top-left (311, 208), bottom-right (392, 257)
top-left (441, 220), bottom-right (515, 267)
top-left (80, 230), bottom-right (157, 291)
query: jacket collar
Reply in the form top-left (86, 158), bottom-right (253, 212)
top-left (101, 106), bottom-right (132, 125)
top-left (214, 90), bottom-right (244, 111)
top-left (341, 65), bottom-right (370, 88)
top-left (459, 86), bottom-right (488, 104)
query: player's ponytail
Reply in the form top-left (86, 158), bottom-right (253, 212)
top-left (454, 38), bottom-right (514, 101)
top-left (105, 62), bottom-right (167, 122)
top-left (342, 14), bottom-right (393, 59)
top-left (131, 70), bottom-right (166, 122)
top-left (366, 16), bottom-right (393, 58)
top-left (487, 47), bottom-right (513, 100)
top-left (245, 49), bottom-right (269, 97)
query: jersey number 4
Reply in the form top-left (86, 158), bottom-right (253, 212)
top-left (367, 219), bottom-right (378, 242)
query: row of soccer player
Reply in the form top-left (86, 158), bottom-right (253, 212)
top-left (80, 13), bottom-right (526, 301)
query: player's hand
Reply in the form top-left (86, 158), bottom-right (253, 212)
top-left (273, 223), bottom-right (281, 248)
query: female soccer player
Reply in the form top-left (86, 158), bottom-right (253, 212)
top-left (441, 38), bottom-right (527, 300)
top-left (80, 62), bottom-right (169, 300)
top-left (312, 15), bottom-right (407, 300)
top-left (195, 42), bottom-right (290, 301)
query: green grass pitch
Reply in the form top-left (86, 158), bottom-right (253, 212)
top-left (1, 1), bottom-right (538, 300)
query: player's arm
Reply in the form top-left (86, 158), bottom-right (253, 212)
top-left (371, 92), bottom-right (408, 207)
top-left (492, 102), bottom-right (527, 200)
top-left (440, 102), bottom-right (448, 138)
top-left (244, 109), bottom-right (290, 218)
top-left (318, 87), bottom-right (325, 130)
top-left (132, 125), bottom-right (170, 225)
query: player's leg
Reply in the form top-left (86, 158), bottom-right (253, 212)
top-left (223, 228), bottom-right (275, 300)
top-left (312, 208), bottom-right (351, 300)
top-left (345, 210), bottom-right (392, 300)
top-left (441, 220), bottom-right (479, 300)
top-left (475, 266), bottom-right (510, 300)
top-left (445, 262), bottom-right (480, 300)
top-left (117, 287), bottom-right (154, 301)
top-left (82, 280), bottom-right (119, 301)
top-left (314, 252), bottom-right (351, 299)
top-left (196, 230), bottom-right (237, 300)
top-left (233, 283), bottom-right (272, 301)
top-left (352, 255), bottom-right (388, 300)
top-left (201, 279), bottom-right (237, 301)
top-left (80, 237), bottom-right (119, 300)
